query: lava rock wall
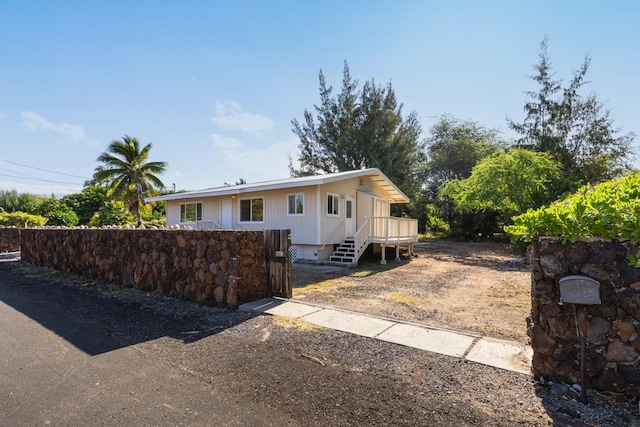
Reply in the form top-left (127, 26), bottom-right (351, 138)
top-left (0, 227), bottom-right (21, 252)
top-left (531, 237), bottom-right (640, 395)
top-left (20, 228), bottom-right (269, 307)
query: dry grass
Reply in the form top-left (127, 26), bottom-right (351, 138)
top-left (292, 241), bottom-right (532, 342)
top-left (295, 278), bottom-right (357, 294)
top-left (379, 291), bottom-right (428, 309)
top-left (272, 316), bottom-right (327, 331)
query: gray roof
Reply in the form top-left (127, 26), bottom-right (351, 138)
top-left (146, 168), bottom-right (409, 203)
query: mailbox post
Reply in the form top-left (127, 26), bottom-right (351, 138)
top-left (558, 275), bottom-right (601, 404)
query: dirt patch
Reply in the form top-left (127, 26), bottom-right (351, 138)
top-left (293, 240), bottom-right (531, 343)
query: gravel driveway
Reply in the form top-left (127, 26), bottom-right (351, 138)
top-left (293, 241), bottom-right (532, 343)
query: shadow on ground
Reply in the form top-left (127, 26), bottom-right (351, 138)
top-left (0, 259), bottom-right (256, 356)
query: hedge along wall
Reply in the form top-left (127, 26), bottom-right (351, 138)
top-left (530, 237), bottom-right (640, 395)
top-left (0, 227), bottom-right (21, 252)
top-left (20, 228), bottom-right (270, 307)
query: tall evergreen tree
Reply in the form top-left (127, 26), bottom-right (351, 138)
top-left (425, 115), bottom-right (504, 196)
top-left (291, 62), bottom-right (426, 199)
top-left (508, 38), bottom-right (635, 184)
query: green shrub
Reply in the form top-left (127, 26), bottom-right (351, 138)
top-left (89, 201), bottom-right (135, 226)
top-left (505, 171), bottom-right (640, 250)
top-left (424, 203), bottom-right (449, 233)
top-left (0, 211), bottom-right (47, 227)
top-left (36, 197), bottom-right (79, 226)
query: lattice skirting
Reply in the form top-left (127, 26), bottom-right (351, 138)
top-left (289, 245), bottom-right (299, 263)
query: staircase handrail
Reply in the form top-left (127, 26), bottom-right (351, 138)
top-left (353, 217), bottom-right (371, 260)
top-left (321, 219), bottom-right (345, 249)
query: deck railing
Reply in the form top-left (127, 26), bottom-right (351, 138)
top-left (195, 220), bottom-right (223, 230)
top-left (352, 216), bottom-right (418, 261)
top-left (369, 216), bottom-right (418, 243)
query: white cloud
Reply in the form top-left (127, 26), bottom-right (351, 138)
top-left (211, 100), bottom-right (274, 136)
top-left (210, 134), bottom-right (299, 182)
top-left (210, 133), bottom-right (244, 151)
top-left (0, 112), bottom-right (6, 120)
top-left (20, 111), bottom-right (86, 141)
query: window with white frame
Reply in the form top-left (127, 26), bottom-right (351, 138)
top-left (327, 193), bottom-right (340, 216)
top-left (180, 202), bottom-right (202, 222)
top-left (287, 193), bottom-right (304, 216)
top-left (240, 197), bottom-right (264, 222)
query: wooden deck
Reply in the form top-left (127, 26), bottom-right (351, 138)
top-left (353, 216), bottom-right (418, 264)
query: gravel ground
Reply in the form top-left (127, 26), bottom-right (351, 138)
top-left (1, 259), bottom-right (638, 426)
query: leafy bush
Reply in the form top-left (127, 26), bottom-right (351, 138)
top-left (440, 148), bottom-right (563, 220)
top-left (0, 190), bottom-right (46, 213)
top-left (505, 171), bottom-right (640, 251)
top-left (0, 211), bottom-right (47, 227)
top-left (36, 197), bottom-right (79, 226)
top-left (424, 203), bottom-right (449, 233)
top-left (89, 201), bottom-right (135, 226)
top-left (62, 186), bottom-right (109, 225)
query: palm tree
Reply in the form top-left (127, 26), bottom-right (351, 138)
top-left (91, 135), bottom-right (167, 226)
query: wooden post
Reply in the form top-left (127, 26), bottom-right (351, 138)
top-left (265, 230), bottom-right (292, 298)
top-left (380, 244), bottom-right (387, 265)
top-left (226, 257), bottom-right (239, 308)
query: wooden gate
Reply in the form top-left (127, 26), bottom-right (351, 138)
top-left (264, 229), bottom-right (292, 298)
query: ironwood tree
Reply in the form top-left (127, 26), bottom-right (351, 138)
top-left (290, 61), bottom-right (426, 202)
top-left (424, 115), bottom-right (504, 197)
top-left (508, 38), bottom-right (635, 184)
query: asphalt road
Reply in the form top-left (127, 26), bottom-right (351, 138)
top-left (0, 260), bottom-right (300, 426)
top-left (2, 258), bottom-right (635, 426)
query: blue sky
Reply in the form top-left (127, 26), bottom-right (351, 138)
top-left (1, 1), bottom-right (638, 195)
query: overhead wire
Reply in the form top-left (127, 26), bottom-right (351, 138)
top-left (0, 173), bottom-right (84, 186)
top-left (0, 158), bottom-right (90, 192)
top-left (0, 159), bottom-right (90, 179)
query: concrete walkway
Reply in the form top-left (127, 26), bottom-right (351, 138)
top-left (0, 252), bottom-right (20, 261)
top-left (240, 298), bottom-right (533, 375)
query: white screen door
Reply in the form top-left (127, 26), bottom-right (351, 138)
top-left (221, 199), bottom-right (232, 228)
top-left (345, 196), bottom-right (355, 237)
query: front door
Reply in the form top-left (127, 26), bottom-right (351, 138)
top-left (221, 198), bottom-right (233, 228)
top-left (345, 195), bottom-right (355, 237)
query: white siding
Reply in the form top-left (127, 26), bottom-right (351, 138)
top-left (357, 191), bottom-right (374, 226)
top-left (166, 200), bottom-right (180, 225)
top-left (163, 173), bottom-right (395, 260)
top-left (225, 186), bottom-right (320, 244)
top-left (318, 177), bottom-right (364, 245)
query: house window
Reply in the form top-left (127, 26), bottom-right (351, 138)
top-left (240, 197), bottom-right (264, 222)
top-left (327, 193), bottom-right (340, 216)
top-left (287, 193), bottom-right (304, 216)
top-left (180, 202), bottom-right (202, 222)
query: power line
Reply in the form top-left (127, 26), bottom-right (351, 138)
top-left (0, 166), bottom-right (42, 180)
top-left (0, 173), bottom-right (83, 186)
top-left (0, 159), bottom-right (91, 179)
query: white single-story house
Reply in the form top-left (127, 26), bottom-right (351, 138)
top-left (146, 168), bottom-right (418, 265)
